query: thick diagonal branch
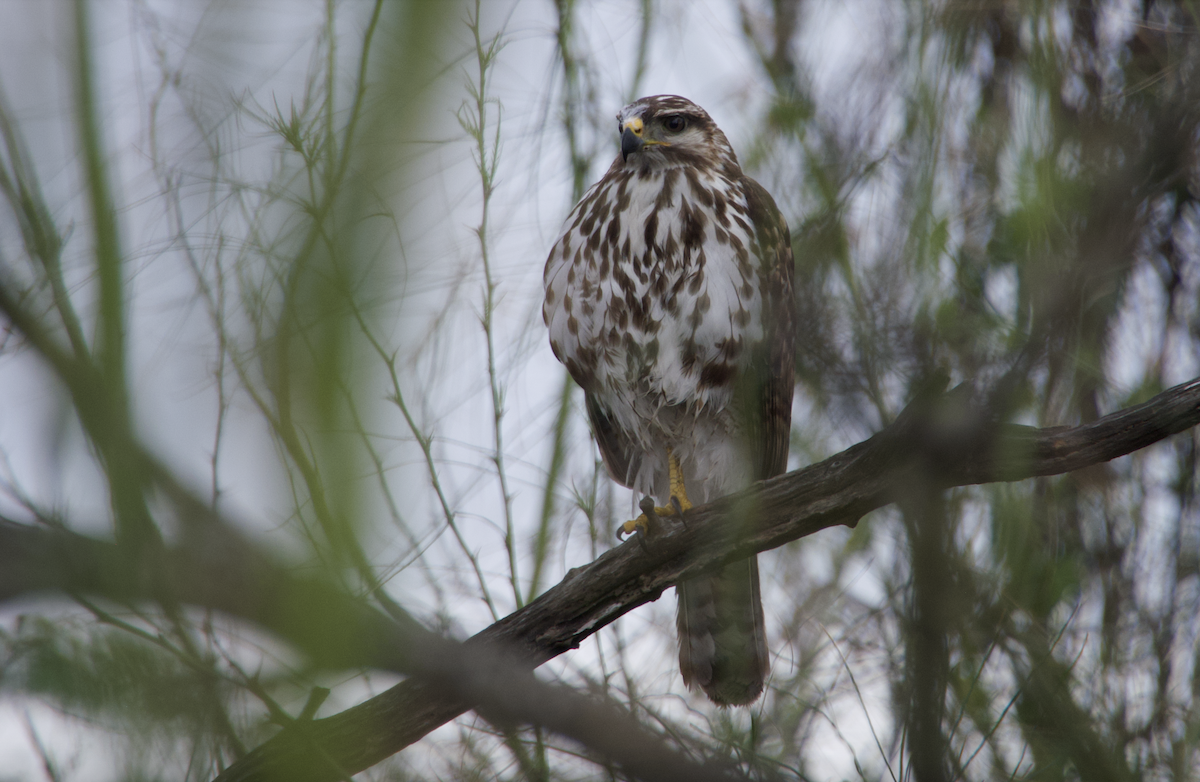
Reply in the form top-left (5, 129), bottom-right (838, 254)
top-left (1, 379), bottom-right (1197, 782)
top-left (214, 377), bottom-right (1200, 781)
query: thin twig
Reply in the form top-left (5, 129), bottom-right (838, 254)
top-left (462, 1), bottom-right (521, 608)
top-left (353, 303), bottom-right (500, 620)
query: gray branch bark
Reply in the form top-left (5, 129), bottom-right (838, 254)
top-left (214, 377), bottom-right (1200, 782)
top-left (2, 378), bottom-right (1197, 782)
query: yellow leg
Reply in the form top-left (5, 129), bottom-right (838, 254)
top-left (667, 448), bottom-right (693, 513)
top-left (618, 448), bottom-right (693, 538)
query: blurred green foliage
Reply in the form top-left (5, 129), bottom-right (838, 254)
top-left (0, 0), bottom-right (1197, 781)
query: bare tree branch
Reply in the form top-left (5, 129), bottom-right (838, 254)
top-left (215, 377), bottom-right (1200, 781)
top-left (2, 376), bottom-right (1196, 780)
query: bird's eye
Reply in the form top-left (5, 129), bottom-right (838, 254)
top-left (663, 115), bottom-right (687, 133)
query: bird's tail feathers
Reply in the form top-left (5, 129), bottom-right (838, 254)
top-left (676, 555), bottom-right (768, 705)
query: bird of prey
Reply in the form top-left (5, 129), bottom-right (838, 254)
top-left (543, 95), bottom-right (795, 705)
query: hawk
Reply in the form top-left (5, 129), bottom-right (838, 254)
top-left (543, 95), bottom-right (794, 705)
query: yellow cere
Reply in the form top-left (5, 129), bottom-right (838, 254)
top-left (622, 117), bottom-right (644, 135)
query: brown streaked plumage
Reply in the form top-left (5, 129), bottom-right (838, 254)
top-left (543, 95), bottom-right (795, 705)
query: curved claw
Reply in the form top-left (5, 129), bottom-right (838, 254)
top-left (616, 516), bottom-right (644, 541)
top-left (617, 497), bottom-right (661, 541)
top-left (670, 495), bottom-right (687, 525)
top-left (617, 454), bottom-right (694, 542)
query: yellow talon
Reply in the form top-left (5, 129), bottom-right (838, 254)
top-left (618, 504), bottom-right (672, 538)
top-left (619, 515), bottom-right (651, 538)
top-left (617, 448), bottom-right (692, 540)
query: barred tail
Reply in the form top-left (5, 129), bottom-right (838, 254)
top-left (676, 555), bottom-right (768, 705)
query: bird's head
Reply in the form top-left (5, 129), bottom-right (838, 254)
top-left (615, 95), bottom-right (737, 174)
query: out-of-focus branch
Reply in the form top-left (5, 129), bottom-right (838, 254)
top-left (0, 515), bottom-right (749, 782)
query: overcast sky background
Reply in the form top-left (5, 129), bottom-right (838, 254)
top-left (0, 1), bottom-right (915, 778)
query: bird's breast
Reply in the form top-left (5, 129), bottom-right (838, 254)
top-left (544, 167), bottom-right (766, 424)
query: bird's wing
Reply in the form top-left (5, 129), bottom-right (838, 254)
top-left (742, 176), bottom-right (795, 481)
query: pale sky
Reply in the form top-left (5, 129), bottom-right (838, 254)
top-left (0, 1), bottom-right (904, 778)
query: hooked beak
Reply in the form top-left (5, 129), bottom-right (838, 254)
top-left (621, 124), bottom-right (644, 161)
top-left (620, 116), bottom-right (668, 161)
top-left (619, 116), bottom-right (667, 161)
